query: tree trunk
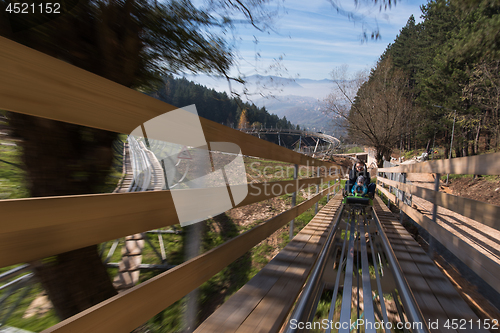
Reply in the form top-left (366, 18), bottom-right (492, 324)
top-left (474, 121), bottom-right (480, 155)
top-left (31, 246), bottom-right (117, 319)
top-left (376, 149), bottom-right (384, 168)
top-left (375, 146), bottom-right (391, 168)
top-left (9, 113), bottom-right (118, 319)
top-left (425, 139), bottom-right (431, 153)
top-left (444, 132), bottom-right (449, 158)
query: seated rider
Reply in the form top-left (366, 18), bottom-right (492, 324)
top-left (352, 175), bottom-right (368, 196)
top-left (345, 160), bottom-right (376, 197)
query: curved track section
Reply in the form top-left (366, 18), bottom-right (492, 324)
top-left (110, 137), bottom-right (169, 290)
top-left (239, 127), bottom-right (341, 146)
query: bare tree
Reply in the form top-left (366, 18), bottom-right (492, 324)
top-left (325, 58), bottom-right (412, 166)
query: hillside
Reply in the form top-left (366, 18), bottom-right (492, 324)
top-left (147, 76), bottom-right (303, 148)
top-left (253, 95), bottom-right (345, 135)
top-left (183, 74), bottom-right (345, 135)
top-left (149, 76), bottom-right (294, 129)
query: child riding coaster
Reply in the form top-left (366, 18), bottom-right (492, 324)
top-left (352, 175), bottom-right (368, 196)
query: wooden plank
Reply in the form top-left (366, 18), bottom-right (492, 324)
top-left (195, 204), bottom-right (341, 332)
top-left (41, 187), bottom-right (335, 333)
top-left (377, 185), bottom-right (397, 204)
top-left (0, 191), bottom-right (178, 268)
top-left (381, 195), bottom-right (500, 294)
top-left (0, 177), bottom-right (337, 267)
top-left (243, 210), bottom-right (339, 332)
top-left (373, 199), bottom-right (460, 333)
top-left (412, 292), bottom-right (458, 333)
top-left (0, 36), bottom-right (335, 168)
top-left (377, 177), bottom-right (500, 232)
top-left (195, 251), bottom-right (301, 332)
top-left (195, 198), bottom-right (342, 333)
top-left (378, 152), bottom-right (500, 176)
top-left (411, 261), bottom-right (486, 333)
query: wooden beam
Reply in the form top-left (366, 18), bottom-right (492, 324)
top-left (0, 36), bottom-right (335, 168)
top-left (377, 185), bottom-right (396, 205)
top-left (194, 197), bottom-right (343, 333)
top-left (0, 191), bottom-right (178, 268)
top-left (377, 177), bottom-right (500, 232)
top-left (41, 186), bottom-right (335, 333)
top-left (0, 176), bottom-right (339, 267)
top-left (378, 153), bottom-right (500, 176)
top-left (240, 174), bottom-right (339, 207)
top-left (376, 188), bottom-right (500, 294)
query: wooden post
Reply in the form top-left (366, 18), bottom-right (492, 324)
top-left (315, 166), bottom-right (319, 215)
top-left (428, 173), bottom-right (440, 258)
top-left (290, 164), bottom-right (298, 240)
top-left (184, 222), bottom-right (202, 332)
top-left (327, 180), bottom-right (331, 202)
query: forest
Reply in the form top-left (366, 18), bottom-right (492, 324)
top-left (150, 75), bottom-right (301, 147)
top-left (327, 0), bottom-right (500, 163)
top-left (150, 75), bottom-right (295, 130)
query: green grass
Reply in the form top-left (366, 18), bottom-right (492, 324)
top-left (402, 149), bottom-right (427, 160)
top-left (0, 143), bottom-right (28, 199)
top-left (441, 174), bottom-right (500, 182)
top-left (1, 283), bottom-right (59, 332)
top-left (440, 174), bottom-right (473, 181)
top-left (347, 147), bottom-right (364, 154)
top-left (310, 290), bottom-right (340, 333)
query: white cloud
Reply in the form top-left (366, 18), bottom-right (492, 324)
top-left (205, 0), bottom-right (427, 81)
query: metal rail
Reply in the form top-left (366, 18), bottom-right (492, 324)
top-left (239, 127), bottom-right (341, 146)
top-left (285, 204), bottom-right (345, 332)
top-left (285, 203), bottom-right (430, 333)
top-left (0, 264), bottom-right (29, 283)
top-left (371, 209), bottom-right (430, 333)
top-left (109, 137), bottom-right (174, 289)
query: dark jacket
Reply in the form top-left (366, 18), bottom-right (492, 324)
top-left (348, 167), bottom-right (371, 186)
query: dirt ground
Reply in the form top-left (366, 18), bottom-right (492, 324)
top-left (225, 196), bottom-right (291, 260)
top-left (447, 176), bottom-right (500, 207)
top-left (226, 196), bottom-right (289, 228)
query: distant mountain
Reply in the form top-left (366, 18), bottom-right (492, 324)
top-left (182, 74), bottom-right (346, 136)
top-left (150, 75), bottom-right (294, 129)
top-left (183, 74), bottom-right (335, 99)
top-left (253, 95), bottom-right (345, 135)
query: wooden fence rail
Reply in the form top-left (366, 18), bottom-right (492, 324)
top-left (0, 36), bottom-right (333, 168)
top-left (0, 35), bottom-right (341, 332)
top-left (377, 177), bottom-right (500, 232)
top-left (0, 175), bottom-right (339, 268)
top-left (377, 157), bottom-right (500, 294)
top-left (42, 185), bottom-right (338, 333)
top-left (378, 152), bottom-right (500, 176)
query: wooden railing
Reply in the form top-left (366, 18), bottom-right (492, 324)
top-left (377, 153), bottom-right (500, 294)
top-left (0, 36), bottom-right (340, 332)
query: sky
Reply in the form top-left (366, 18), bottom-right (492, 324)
top-left (221, 0), bottom-right (429, 81)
